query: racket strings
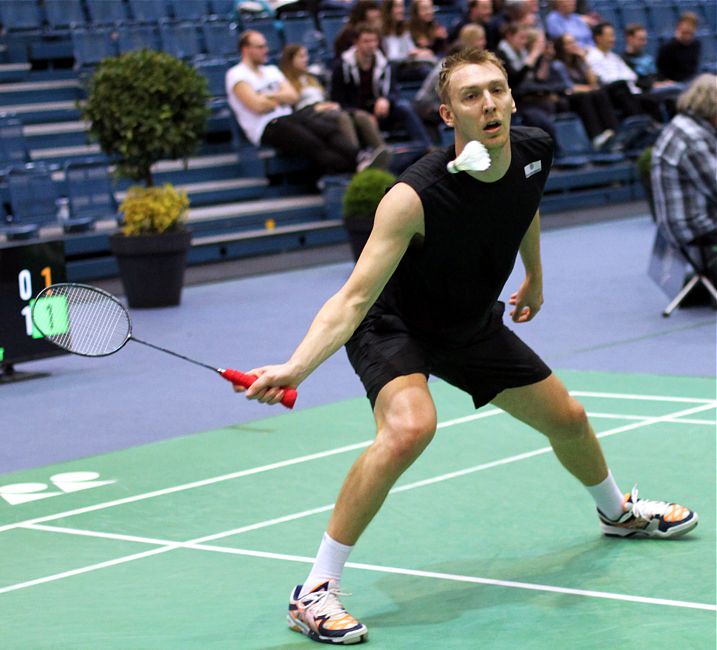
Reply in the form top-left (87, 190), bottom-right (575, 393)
top-left (38, 285), bottom-right (130, 356)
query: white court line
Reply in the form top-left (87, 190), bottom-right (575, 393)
top-left (0, 409), bottom-right (503, 535)
top-left (10, 523), bottom-right (716, 613)
top-left (570, 391), bottom-right (715, 404)
top-left (587, 412), bottom-right (716, 426)
top-left (2, 400), bottom-right (714, 601)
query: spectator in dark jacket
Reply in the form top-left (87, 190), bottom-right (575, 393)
top-left (330, 23), bottom-right (433, 146)
top-left (657, 12), bottom-right (702, 83)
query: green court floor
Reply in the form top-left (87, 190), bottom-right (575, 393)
top-left (1, 370), bottom-right (715, 649)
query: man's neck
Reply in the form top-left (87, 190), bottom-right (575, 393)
top-left (456, 137), bottom-right (512, 183)
top-left (356, 52), bottom-right (375, 71)
top-left (242, 57), bottom-right (263, 73)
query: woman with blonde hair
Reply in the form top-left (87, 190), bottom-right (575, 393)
top-left (279, 44), bottom-right (390, 167)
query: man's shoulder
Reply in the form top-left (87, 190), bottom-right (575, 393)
top-left (397, 148), bottom-right (452, 192)
top-left (511, 126), bottom-right (553, 150)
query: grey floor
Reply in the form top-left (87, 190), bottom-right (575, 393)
top-left (1, 210), bottom-right (715, 475)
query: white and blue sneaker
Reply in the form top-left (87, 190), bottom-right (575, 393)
top-left (598, 486), bottom-right (698, 539)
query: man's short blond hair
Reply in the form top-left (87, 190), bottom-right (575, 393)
top-left (437, 48), bottom-right (509, 104)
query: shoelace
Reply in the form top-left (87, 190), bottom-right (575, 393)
top-left (305, 586), bottom-right (352, 619)
top-left (626, 485), bottom-right (672, 520)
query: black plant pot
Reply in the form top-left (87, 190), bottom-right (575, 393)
top-left (344, 218), bottom-right (373, 261)
top-left (109, 229), bottom-right (192, 308)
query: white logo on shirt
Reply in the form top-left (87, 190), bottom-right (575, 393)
top-left (524, 160), bottom-right (542, 178)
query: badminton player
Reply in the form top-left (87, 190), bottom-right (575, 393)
top-left (241, 48), bottom-right (698, 645)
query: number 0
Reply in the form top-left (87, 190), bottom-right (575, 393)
top-left (18, 269), bottom-right (32, 301)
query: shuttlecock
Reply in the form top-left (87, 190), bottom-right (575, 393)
top-left (447, 140), bottom-right (491, 173)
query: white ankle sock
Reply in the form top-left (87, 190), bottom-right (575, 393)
top-left (586, 470), bottom-right (625, 520)
top-left (299, 532), bottom-right (354, 598)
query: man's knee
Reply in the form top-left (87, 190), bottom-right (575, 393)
top-left (549, 399), bottom-right (591, 442)
top-left (378, 410), bottom-right (437, 468)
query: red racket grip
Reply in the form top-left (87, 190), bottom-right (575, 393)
top-left (220, 368), bottom-right (297, 409)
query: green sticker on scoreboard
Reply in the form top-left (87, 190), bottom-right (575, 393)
top-left (31, 295), bottom-right (70, 339)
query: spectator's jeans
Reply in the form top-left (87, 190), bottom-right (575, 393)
top-left (261, 109), bottom-right (359, 174)
top-left (381, 99), bottom-right (433, 147)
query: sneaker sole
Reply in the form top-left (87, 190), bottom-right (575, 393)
top-left (601, 513), bottom-right (699, 539)
top-left (288, 614), bottom-right (368, 645)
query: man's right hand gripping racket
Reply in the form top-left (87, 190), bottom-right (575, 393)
top-left (31, 283), bottom-right (297, 409)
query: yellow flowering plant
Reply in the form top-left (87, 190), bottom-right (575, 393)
top-left (119, 184), bottom-right (189, 236)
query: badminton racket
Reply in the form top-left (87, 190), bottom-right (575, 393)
top-left (30, 283), bottom-right (297, 409)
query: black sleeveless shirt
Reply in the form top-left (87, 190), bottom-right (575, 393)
top-left (371, 126), bottom-right (553, 345)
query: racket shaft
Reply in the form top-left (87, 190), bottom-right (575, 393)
top-left (220, 369), bottom-right (297, 409)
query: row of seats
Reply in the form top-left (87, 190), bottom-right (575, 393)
top-left (0, 159), bottom-right (117, 240)
top-left (0, 0), bottom-right (235, 32)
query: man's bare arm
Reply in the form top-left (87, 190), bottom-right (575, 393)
top-left (232, 80), bottom-right (279, 113)
top-left (510, 210), bottom-right (544, 322)
top-left (244, 183), bottom-right (424, 402)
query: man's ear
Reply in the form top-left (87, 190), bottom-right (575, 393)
top-left (439, 103), bottom-right (454, 127)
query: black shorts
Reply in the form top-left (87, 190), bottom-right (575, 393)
top-left (345, 302), bottom-right (552, 409)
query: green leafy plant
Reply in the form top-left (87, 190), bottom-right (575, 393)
top-left (83, 49), bottom-right (210, 187)
top-left (636, 146), bottom-right (653, 184)
top-left (119, 184), bottom-right (189, 236)
top-left (342, 168), bottom-right (396, 223)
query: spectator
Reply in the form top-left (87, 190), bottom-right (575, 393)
top-left (414, 25), bottom-right (488, 131)
top-left (651, 74), bottom-right (717, 285)
top-left (409, 0), bottom-right (449, 57)
top-left (497, 23), bottom-right (558, 141)
top-left (554, 32), bottom-right (619, 147)
top-left (227, 31), bottom-right (370, 175)
top-left (381, 0), bottom-right (435, 81)
top-left (545, 0), bottom-right (595, 50)
top-left (487, 0), bottom-right (533, 52)
top-left (448, 0), bottom-right (493, 44)
top-left (330, 23), bottom-right (434, 147)
top-left (586, 22), bottom-right (662, 120)
top-left (657, 12), bottom-right (702, 83)
top-left (279, 44), bottom-right (391, 166)
top-left (334, 0), bottom-right (383, 60)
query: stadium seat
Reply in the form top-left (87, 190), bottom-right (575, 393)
top-left (195, 58), bottom-right (232, 107)
top-left (649, 3), bottom-right (678, 38)
top-left (553, 114), bottom-right (625, 167)
top-left (128, 0), bottom-right (169, 23)
top-left (317, 11), bottom-right (349, 55)
top-left (209, 0), bottom-right (238, 18)
top-left (5, 164), bottom-right (59, 239)
top-left (159, 19), bottom-right (203, 60)
top-left (201, 17), bottom-right (240, 58)
top-left (168, 0), bottom-right (210, 20)
top-left (0, 0), bottom-right (43, 32)
top-left (71, 26), bottom-right (116, 70)
top-left (282, 12), bottom-right (325, 60)
top-left (117, 23), bottom-right (161, 54)
top-left (63, 159), bottom-right (117, 232)
top-left (620, 3), bottom-right (650, 31)
top-left (85, 0), bottom-right (128, 24)
top-left (0, 114), bottom-right (31, 171)
top-left (44, 0), bottom-right (87, 30)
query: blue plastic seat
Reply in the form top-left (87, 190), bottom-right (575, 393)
top-left (71, 26), bottom-right (116, 70)
top-left (168, 0), bottom-right (210, 20)
top-left (117, 23), bottom-right (160, 54)
top-left (63, 159), bottom-right (117, 232)
top-left (201, 17), bottom-right (240, 57)
top-left (44, 0), bottom-right (87, 29)
top-left (210, 0), bottom-right (237, 17)
top-left (195, 57), bottom-right (232, 106)
top-left (650, 3), bottom-right (678, 38)
top-left (0, 0), bottom-right (43, 32)
top-left (620, 4), bottom-right (650, 31)
top-left (0, 114), bottom-right (31, 171)
top-left (85, 0), bottom-right (128, 24)
top-left (128, 0), bottom-right (169, 23)
top-left (5, 164), bottom-right (59, 239)
top-left (317, 12), bottom-right (348, 54)
top-left (159, 19), bottom-right (203, 60)
top-left (553, 114), bottom-right (625, 168)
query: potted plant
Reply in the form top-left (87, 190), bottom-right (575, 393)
top-left (83, 48), bottom-right (209, 307)
top-left (342, 168), bottom-right (396, 261)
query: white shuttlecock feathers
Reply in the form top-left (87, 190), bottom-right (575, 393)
top-left (447, 140), bottom-right (491, 173)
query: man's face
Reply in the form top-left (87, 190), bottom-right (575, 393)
top-left (355, 32), bottom-right (380, 58)
top-left (596, 26), bottom-right (615, 52)
top-left (243, 34), bottom-right (269, 65)
top-left (627, 29), bottom-right (647, 53)
top-left (440, 63), bottom-right (515, 151)
top-left (675, 21), bottom-right (696, 44)
top-left (472, 0), bottom-right (493, 23)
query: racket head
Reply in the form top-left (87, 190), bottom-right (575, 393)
top-left (31, 283), bottom-right (132, 357)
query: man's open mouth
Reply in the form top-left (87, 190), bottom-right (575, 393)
top-left (483, 120), bottom-right (502, 132)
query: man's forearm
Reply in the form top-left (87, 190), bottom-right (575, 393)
top-left (520, 211), bottom-right (543, 279)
